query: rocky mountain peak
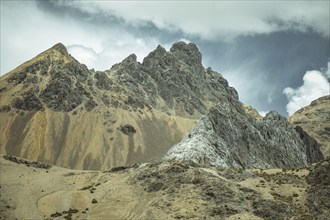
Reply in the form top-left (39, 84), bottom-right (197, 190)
top-left (34, 42), bottom-right (72, 63)
top-left (49, 42), bottom-right (69, 56)
top-left (0, 42), bottom-right (93, 112)
top-left (122, 53), bottom-right (137, 63)
top-left (155, 44), bottom-right (167, 53)
top-left (243, 104), bottom-right (263, 120)
top-left (142, 45), bottom-right (167, 67)
top-left (4, 41), bottom-right (320, 171)
top-left (142, 42), bottom-right (203, 69)
top-left (115, 53), bottom-right (139, 72)
top-left (263, 111), bottom-right (291, 127)
top-left (170, 41), bottom-right (202, 67)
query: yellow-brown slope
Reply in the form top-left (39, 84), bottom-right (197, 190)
top-left (1, 155), bottom-right (329, 220)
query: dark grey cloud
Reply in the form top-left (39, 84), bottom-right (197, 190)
top-left (49, 1), bottom-right (329, 39)
top-left (197, 32), bottom-right (329, 115)
top-left (36, 0), bottom-right (184, 43)
top-left (37, 0), bottom-right (125, 27)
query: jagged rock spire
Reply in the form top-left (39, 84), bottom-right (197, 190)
top-left (170, 41), bottom-right (202, 67)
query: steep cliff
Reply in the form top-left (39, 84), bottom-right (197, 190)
top-left (164, 95), bottom-right (323, 169)
top-left (289, 95), bottom-right (330, 157)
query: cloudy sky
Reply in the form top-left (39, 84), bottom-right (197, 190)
top-left (1, 0), bottom-right (329, 116)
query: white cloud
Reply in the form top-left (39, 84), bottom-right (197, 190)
top-left (68, 37), bottom-right (159, 71)
top-left (1, 1), bottom-right (329, 75)
top-left (267, 91), bottom-right (274, 103)
top-left (258, 111), bottom-right (269, 117)
top-left (60, 1), bottom-right (330, 40)
top-left (98, 37), bottom-right (159, 68)
top-left (0, 1), bottom-right (160, 73)
top-left (67, 45), bottom-right (98, 68)
top-left (283, 69), bottom-right (330, 116)
top-left (1, 1), bottom-right (104, 73)
top-left (163, 38), bottom-right (192, 51)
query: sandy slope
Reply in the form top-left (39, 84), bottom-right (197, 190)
top-left (0, 107), bottom-right (197, 170)
top-left (1, 155), bottom-right (329, 220)
top-left (0, 155), bottom-right (158, 220)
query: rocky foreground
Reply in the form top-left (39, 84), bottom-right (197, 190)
top-left (1, 155), bottom-right (329, 220)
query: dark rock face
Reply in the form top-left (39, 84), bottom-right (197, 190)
top-left (12, 92), bottom-right (43, 111)
top-left (289, 95), bottom-right (330, 157)
top-left (252, 199), bottom-right (291, 220)
top-left (165, 95), bottom-right (324, 169)
top-left (84, 99), bottom-right (97, 111)
top-left (294, 126), bottom-right (324, 163)
top-left (120, 124), bottom-right (136, 135)
top-left (306, 158), bottom-right (330, 219)
top-left (39, 73), bottom-right (85, 112)
top-left (3, 155), bottom-right (52, 169)
top-left (94, 72), bottom-right (112, 90)
top-left (109, 41), bottom-right (238, 116)
top-left (3, 46), bottom-right (98, 113)
top-left (169, 42), bottom-right (202, 69)
top-left (7, 71), bottom-right (27, 84)
top-left (0, 105), bottom-right (11, 112)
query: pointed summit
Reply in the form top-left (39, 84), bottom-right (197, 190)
top-left (2, 43), bottom-right (72, 78)
top-left (155, 44), bottom-right (166, 53)
top-left (40, 42), bottom-right (72, 62)
top-left (170, 41), bottom-right (199, 54)
top-left (21, 42), bottom-right (72, 67)
top-left (170, 41), bottom-right (202, 67)
top-left (142, 44), bottom-right (168, 67)
top-left (122, 53), bottom-right (137, 63)
top-left (49, 42), bottom-right (69, 56)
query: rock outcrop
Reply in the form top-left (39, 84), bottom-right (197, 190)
top-left (164, 95), bottom-right (324, 169)
top-left (306, 157), bottom-right (330, 219)
top-left (0, 41), bottom-right (237, 169)
top-left (289, 95), bottom-right (330, 157)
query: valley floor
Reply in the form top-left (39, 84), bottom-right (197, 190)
top-left (0, 155), bottom-right (329, 220)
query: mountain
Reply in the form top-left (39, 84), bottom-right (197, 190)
top-left (1, 42), bottom-right (328, 220)
top-left (164, 95), bottom-right (323, 169)
top-left (1, 154), bottom-right (329, 219)
top-left (0, 42), bottom-right (237, 169)
top-left (289, 95), bottom-right (330, 157)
